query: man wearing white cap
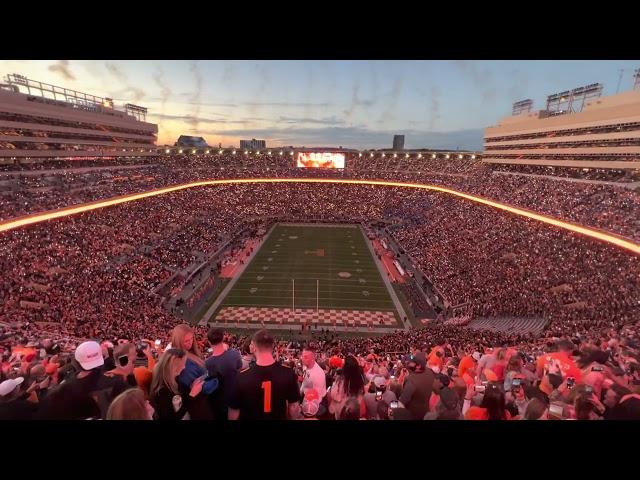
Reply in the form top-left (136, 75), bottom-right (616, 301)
top-left (36, 341), bottom-right (129, 420)
top-left (0, 377), bottom-right (37, 420)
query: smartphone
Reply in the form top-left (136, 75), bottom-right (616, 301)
top-left (591, 366), bottom-right (604, 372)
top-left (390, 375), bottom-right (395, 379)
top-left (155, 339), bottom-right (161, 347)
top-left (584, 385), bottom-right (593, 394)
top-left (389, 401), bottom-right (400, 409)
top-left (474, 385), bottom-right (486, 393)
top-left (512, 379), bottom-right (522, 388)
top-left (566, 377), bottom-right (575, 389)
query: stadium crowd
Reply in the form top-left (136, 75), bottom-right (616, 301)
top-left (0, 177), bottom-right (638, 421)
top-left (1, 320), bottom-right (639, 420)
top-left (1, 183), bottom-right (637, 339)
top-left (0, 153), bottom-right (638, 242)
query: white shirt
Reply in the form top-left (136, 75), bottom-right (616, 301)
top-left (301, 362), bottom-right (327, 400)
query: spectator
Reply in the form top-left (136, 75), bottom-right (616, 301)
top-left (0, 377), bottom-right (37, 420)
top-left (228, 330), bottom-right (301, 420)
top-left (338, 397), bottom-right (362, 420)
top-left (425, 387), bottom-right (461, 420)
top-left (107, 388), bottom-right (155, 420)
top-left (328, 355), bottom-right (366, 419)
top-left (36, 341), bottom-right (129, 420)
top-left (150, 348), bottom-right (202, 420)
top-left (523, 398), bottom-right (548, 420)
top-left (170, 324), bottom-right (216, 420)
top-left (240, 337), bottom-right (255, 370)
top-left (300, 345), bottom-right (327, 401)
top-left (399, 352), bottom-right (434, 420)
top-left (464, 383), bottom-right (511, 420)
top-left (205, 328), bottom-right (242, 420)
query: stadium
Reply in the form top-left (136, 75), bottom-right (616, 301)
top-left (0, 64), bottom-right (639, 421)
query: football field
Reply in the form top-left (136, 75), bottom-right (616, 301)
top-left (212, 224), bottom-right (402, 329)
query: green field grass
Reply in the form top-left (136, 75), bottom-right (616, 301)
top-left (217, 224), bottom-right (397, 313)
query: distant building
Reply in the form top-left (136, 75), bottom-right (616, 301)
top-left (393, 135), bottom-right (405, 150)
top-left (175, 135), bottom-right (208, 148)
top-left (240, 139), bottom-right (266, 150)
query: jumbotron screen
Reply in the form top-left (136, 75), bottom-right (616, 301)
top-left (296, 152), bottom-right (345, 169)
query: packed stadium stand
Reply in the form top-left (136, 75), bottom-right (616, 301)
top-left (1, 74), bottom-right (639, 421)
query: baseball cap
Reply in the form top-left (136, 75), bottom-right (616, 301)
top-left (411, 352), bottom-right (427, 369)
top-left (302, 399), bottom-right (320, 417)
top-left (74, 341), bottom-right (104, 371)
top-left (472, 351), bottom-right (482, 361)
top-left (0, 377), bottom-right (24, 397)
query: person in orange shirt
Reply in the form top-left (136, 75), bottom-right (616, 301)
top-left (464, 383), bottom-right (512, 420)
top-left (458, 350), bottom-right (476, 380)
top-left (535, 340), bottom-right (582, 383)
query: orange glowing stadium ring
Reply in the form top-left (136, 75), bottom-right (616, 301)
top-left (0, 178), bottom-right (639, 256)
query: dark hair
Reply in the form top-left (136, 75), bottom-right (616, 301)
top-left (341, 356), bottom-right (365, 397)
top-left (524, 398), bottom-right (547, 420)
top-left (339, 397), bottom-right (361, 420)
top-left (575, 396), bottom-right (598, 420)
top-left (556, 340), bottom-right (574, 352)
top-left (577, 349), bottom-right (610, 369)
top-left (241, 338), bottom-right (252, 356)
top-left (252, 330), bottom-right (274, 351)
top-left (207, 328), bottom-right (225, 346)
top-left (480, 384), bottom-right (506, 420)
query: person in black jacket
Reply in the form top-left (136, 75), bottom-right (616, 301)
top-left (150, 348), bottom-right (204, 420)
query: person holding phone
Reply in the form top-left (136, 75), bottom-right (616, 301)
top-left (150, 349), bottom-right (203, 420)
top-left (170, 324), bottom-right (217, 420)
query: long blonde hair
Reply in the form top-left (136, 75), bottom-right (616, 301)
top-left (170, 324), bottom-right (204, 366)
top-left (107, 388), bottom-right (150, 420)
top-left (150, 348), bottom-right (186, 398)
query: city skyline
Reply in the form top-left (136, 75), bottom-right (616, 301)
top-left (1, 60), bottom-right (638, 149)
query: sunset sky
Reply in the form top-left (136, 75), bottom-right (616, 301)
top-left (1, 60), bottom-right (637, 149)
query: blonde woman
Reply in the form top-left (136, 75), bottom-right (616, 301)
top-left (106, 388), bottom-right (155, 420)
top-left (150, 348), bottom-right (203, 420)
top-left (170, 324), bottom-right (218, 419)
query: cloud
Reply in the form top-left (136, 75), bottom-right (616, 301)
top-left (244, 101), bottom-right (332, 107)
top-left (48, 60), bottom-right (75, 81)
top-left (188, 61), bottom-right (203, 130)
top-left (453, 60), bottom-right (496, 106)
top-left (105, 62), bottom-right (146, 102)
top-left (149, 112), bottom-right (248, 125)
top-left (429, 86), bottom-right (441, 130)
top-left (277, 116), bottom-right (345, 126)
top-left (152, 66), bottom-right (173, 113)
top-left (344, 84), bottom-right (376, 118)
top-left (105, 62), bottom-right (128, 83)
top-left (379, 76), bottom-right (404, 125)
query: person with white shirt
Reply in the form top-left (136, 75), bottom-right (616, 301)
top-left (300, 346), bottom-right (327, 401)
